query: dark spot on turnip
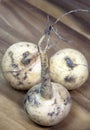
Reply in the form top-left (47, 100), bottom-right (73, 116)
top-left (12, 63), bottom-right (18, 68)
top-left (48, 107), bottom-right (60, 118)
top-left (8, 51), bottom-right (15, 64)
top-left (33, 97), bottom-right (40, 106)
top-left (65, 75), bottom-right (75, 82)
top-left (25, 90), bottom-right (41, 107)
top-left (21, 58), bottom-right (31, 65)
top-left (12, 71), bottom-right (20, 79)
top-left (18, 81), bottom-right (23, 85)
top-left (65, 57), bottom-right (76, 69)
top-left (64, 96), bottom-right (71, 105)
top-left (8, 51), bottom-right (13, 57)
top-left (55, 107), bottom-right (60, 116)
top-left (48, 111), bottom-right (55, 117)
top-left (21, 51), bottom-right (31, 65)
top-left (23, 51), bottom-right (30, 58)
top-left (23, 72), bottom-right (27, 80)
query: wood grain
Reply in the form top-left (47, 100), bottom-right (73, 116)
top-left (0, 0), bottom-right (90, 130)
top-left (26, 0), bottom-right (90, 39)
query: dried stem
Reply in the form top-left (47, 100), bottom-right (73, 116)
top-left (38, 34), bottom-right (52, 99)
top-left (52, 27), bottom-right (71, 43)
top-left (53, 9), bottom-right (89, 25)
top-left (49, 9), bottom-right (89, 43)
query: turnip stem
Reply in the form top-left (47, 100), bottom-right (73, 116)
top-left (38, 34), bottom-right (53, 99)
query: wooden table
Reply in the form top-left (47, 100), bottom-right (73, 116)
top-left (0, 0), bottom-right (90, 130)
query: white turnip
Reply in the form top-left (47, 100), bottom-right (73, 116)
top-left (1, 42), bottom-right (41, 90)
top-left (50, 48), bottom-right (89, 90)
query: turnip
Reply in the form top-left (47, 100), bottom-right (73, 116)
top-left (1, 42), bottom-right (41, 90)
top-left (24, 33), bottom-right (71, 126)
top-left (50, 48), bottom-right (89, 90)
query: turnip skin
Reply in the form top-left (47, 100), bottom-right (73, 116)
top-left (24, 82), bottom-right (71, 126)
top-left (1, 42), bottom-right (41, 90)
top-left (50, 48), bottom-right (89, 90)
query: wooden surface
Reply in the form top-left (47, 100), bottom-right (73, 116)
top-left (0, 0), bottom-right (90, 130)
top-left (26, 0), bottom-right (90, 39)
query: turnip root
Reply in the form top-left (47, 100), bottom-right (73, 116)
top-left (1, 42), bottom-right (41, 90)
top-left (24, 34), bottom-right (71, 126)
top-left (50, 48), bottom-right (89, 90)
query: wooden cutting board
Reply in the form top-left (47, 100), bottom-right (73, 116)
top-left (0, 0), bottom-right (90, 130)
